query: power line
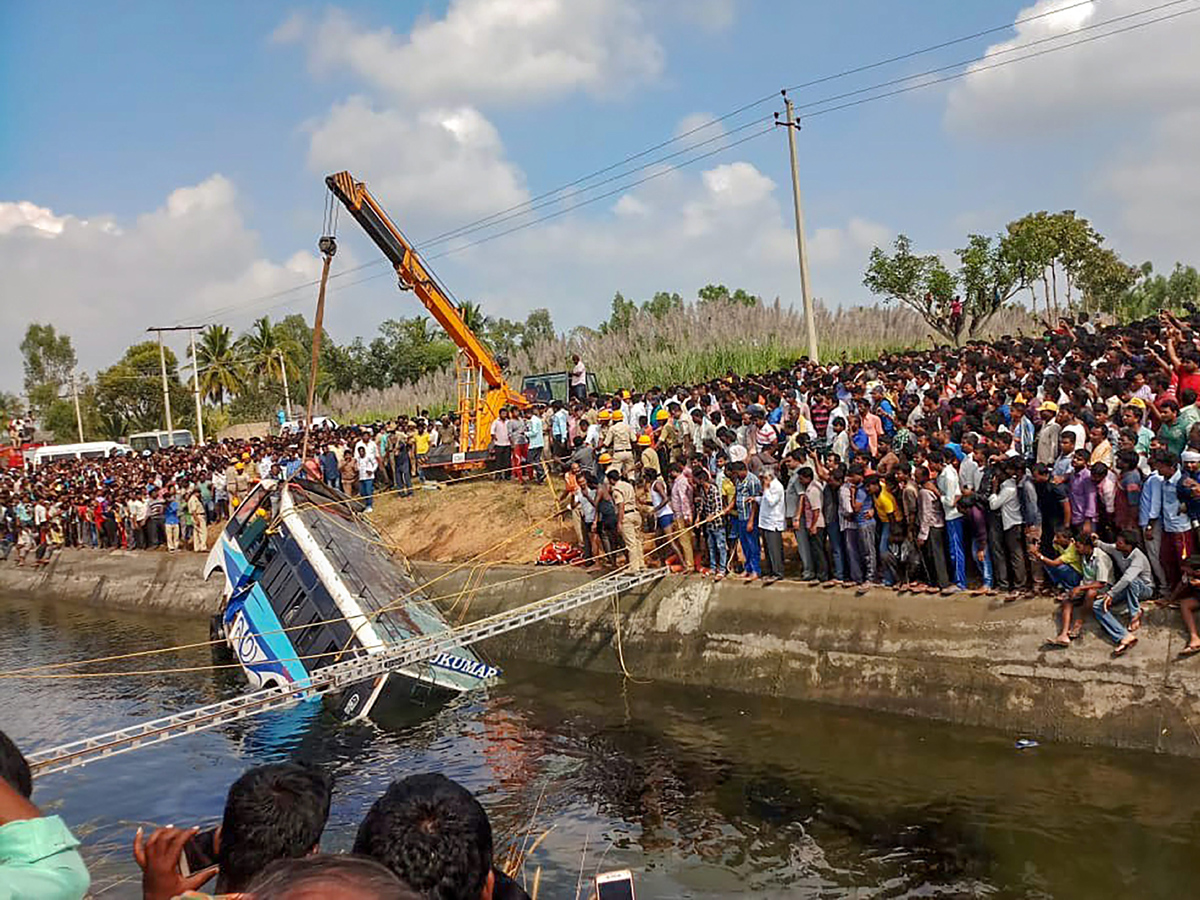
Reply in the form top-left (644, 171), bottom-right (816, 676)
top-left (424, 124), bottom-right (779, 261)
top-left (790, 0), bottom-right (1197, 116)
top-left (167, 0), bottom-right (1109, 326)
top-left (416, 0), bottom-right (1105, 248)
top-left (798, 1), bottom-right (1200, 121)
top-left (415, 2), bottom-right (1195, 264)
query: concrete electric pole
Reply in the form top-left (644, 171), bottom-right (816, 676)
top-left (775, 90), bottom-right (820, 364)
top-left (70, 371), bottom-right (83, 441)
top-left (278, 350), bottom-right (294, 422)
top-left (147, 325), bottom-right (207, 444)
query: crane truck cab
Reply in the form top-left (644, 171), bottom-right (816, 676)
top-left (520, 371), bottom-right (599, 405)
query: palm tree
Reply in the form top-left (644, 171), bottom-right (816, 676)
top-left (192, 324), bottom-right (244, 409)
top-left (239, 316), bottom-right (301, 389)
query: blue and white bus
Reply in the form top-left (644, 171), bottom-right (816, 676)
top-left (204, 476), bottom-right (497, 721)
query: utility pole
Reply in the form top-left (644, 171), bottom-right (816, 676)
top-left (147, 325), bottom-right (207, 444)
top-left (69, 371), bottom-right (84, 442)
top-left (190, 329), bottom-right (205, 446)
top-left (151, 329), bottom-right (174, 435)
top-left (775, 90), bottom-right (820, 364)
top-left (278, 350), bottom-right (293, 422)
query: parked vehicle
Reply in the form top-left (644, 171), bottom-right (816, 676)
top-left (129, 429), bottom-right (194, 452)
top-left (32, 441), bottom-right (132, 468)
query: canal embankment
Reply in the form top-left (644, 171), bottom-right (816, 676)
top-left (4, 549), bottom-right (1200, 758)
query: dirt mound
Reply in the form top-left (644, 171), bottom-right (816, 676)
top-left (370, 478), bottom-right (575, 564)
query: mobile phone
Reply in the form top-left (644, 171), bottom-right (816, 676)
top-left (179, 827), bottom-right (218, 877)
top-left (596, 869), bottom-right (636, 900)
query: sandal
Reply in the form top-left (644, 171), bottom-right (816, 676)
top-left (1178, 644), bottom-right (1200, 658)
top-left (1043, 638), bottom-right (1071, 649)
top-left (1112, 637), bottom-right (1138, 657)
top-left (1129, 612), bottom-right (1143, 633)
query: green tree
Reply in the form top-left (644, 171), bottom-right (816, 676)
top-left (521, 308), bottom-right (555, 349)
top-left (697, 283), bottom-right (731, 304)
top-left (730, 288), bottom-right (760, 306)
top-left (1001, 210), bottom-right (1112, 319)
top-left (43, 378), bottom-right (100, 442)
top-left (20, 323), bottom-right (77, 417)
top-left (238, 316), bottom-right (302, 390)
top-left (192, 324), bottom-right (244, 409)
top-left (95, 341), bottom-right (191, 433)
top-left (863, 235), bottom-right (962, 345)
top-left (485, 317), bottom-right (525, 357)
top-left (602, 292), bottom-right (637, 334)
top-left (641, 291), bottom-right (683, 318)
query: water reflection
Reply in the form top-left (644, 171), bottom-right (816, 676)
top-left (2, 592), bottom-right (1199, 899)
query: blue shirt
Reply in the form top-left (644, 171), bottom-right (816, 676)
top-left (552, 409), bottom-right (569, 440)
top-left (1138, 472), bottom-right (1163, 527)
top-left (1160, 469), bottom-right (1191, 533)
top-left (734, 472), bottom-right (762, 521)
top-left (164, 500), bottom-right (180, 526)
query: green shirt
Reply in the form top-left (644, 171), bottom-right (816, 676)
top-left (0, 815), bottom-right (90, 900)
top-left (1158, 419), bottom-right (1188, 457)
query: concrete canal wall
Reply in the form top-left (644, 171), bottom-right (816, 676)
top-left (0, 549), bottom-right (219, 617)
top-left (4, 550), bottom-right (1200, 758)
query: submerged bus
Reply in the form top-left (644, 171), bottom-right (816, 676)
top-left (204, 476), bottom-right (496, 721)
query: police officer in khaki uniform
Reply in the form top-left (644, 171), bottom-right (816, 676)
top-left (607, 467), bottom-right (644, 571)
top-left (605, 409), bottom-right (635, 477)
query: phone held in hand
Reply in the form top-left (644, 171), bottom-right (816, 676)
top-left (596, 869), bottom-right (636, 900)
top-left (179, 827), bottom-right (218, 877)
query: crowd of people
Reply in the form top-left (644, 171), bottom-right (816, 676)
top-left (0, 727), bottom-right (531, 899)
top-left (0, 415), bottom-right (462, 564)
top-left (543, 309), bottom-right (1200, 659)
top-left (7, 309), bottom-right (1200, 659)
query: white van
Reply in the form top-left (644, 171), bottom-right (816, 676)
top-left (33, 441), bottom-right (133, 468)
top-left (129, 429), bottom-right (195, 453)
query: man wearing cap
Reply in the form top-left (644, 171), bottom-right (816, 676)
top-left (637, 434), bottom-right (659, 482)
top-left (604, 410), bottom-right (635, 478)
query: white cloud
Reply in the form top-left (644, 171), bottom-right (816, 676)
top-left (945, 0), bottom-right (1200, 136)
top-left (433, 159), bottom-right (886, 327)
top-left (277, 0), bottom-right (664, 107)
top-left (0, 176), bottom-right (334, 390)
top-left (305, 96), bottom-right (528, 229)
top-left (943, 0), bottom-right (1200, 266)
top-left (808, 217), bottom-right (892, 266)
top-left (0, 201), bottom-right (67, 237)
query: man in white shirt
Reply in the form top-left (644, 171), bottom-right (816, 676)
top-left (570, 355), bottom-right (587, 401)
top-left (355, 444), bottom-right (378, 511)
top-left (938, 450), bottom-right (967, 591)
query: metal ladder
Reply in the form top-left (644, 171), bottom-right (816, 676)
top-left (28, 567), bottom-right (664, 777)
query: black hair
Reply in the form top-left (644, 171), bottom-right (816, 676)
top-left (353, 773), bottom-right (493, 900)
top-left (247, 855), bottom-right (420, 900)
top-left (0, 729), bottom-right (32, 798)
top-left (218, 763), bottom-right (333, 892)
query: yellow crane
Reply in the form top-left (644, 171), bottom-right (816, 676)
top-left (326, 171), bottom-right (591, 473)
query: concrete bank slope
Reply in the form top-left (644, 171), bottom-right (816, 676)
top-left (414, 562), bottom-right (1200, 759)
top-left (0, 549), bottom-right (217, 617)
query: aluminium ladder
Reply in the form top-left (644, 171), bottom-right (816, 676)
top-left (28, 567), bottom-right (664, 777)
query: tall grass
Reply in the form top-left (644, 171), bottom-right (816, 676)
top-left (325, 300), bottom-right (1037, 421)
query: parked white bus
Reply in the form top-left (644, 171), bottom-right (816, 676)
top-left (129, 429), bottom-right (194, 453)
top-left (33, 441), bottom-right (133, 468)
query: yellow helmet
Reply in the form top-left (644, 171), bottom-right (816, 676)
top-left (637, 434), bottom-right (652, 446)
top-left (598, 452), bottom-right (613, 464)
top-left (598, 409), bottom-right (612, 421)
top-left (611, 410), bottom-right (624, 421)
top-left (655, 409), bottom-right (669, 422)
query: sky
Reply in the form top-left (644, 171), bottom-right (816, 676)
top-left (2, 0), bottom-right (1199, 394)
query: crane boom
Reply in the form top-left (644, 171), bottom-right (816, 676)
top-left (325, 172), bottom-right (527, 463)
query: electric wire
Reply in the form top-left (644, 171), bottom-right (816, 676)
top-left (147, 0), bottom-right (1112, 326)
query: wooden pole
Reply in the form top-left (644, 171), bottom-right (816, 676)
top-left (301, 237), bottom-right (337, 462)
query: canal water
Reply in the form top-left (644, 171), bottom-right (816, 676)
top-left (2, 591), bottom-right (1198, 899)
